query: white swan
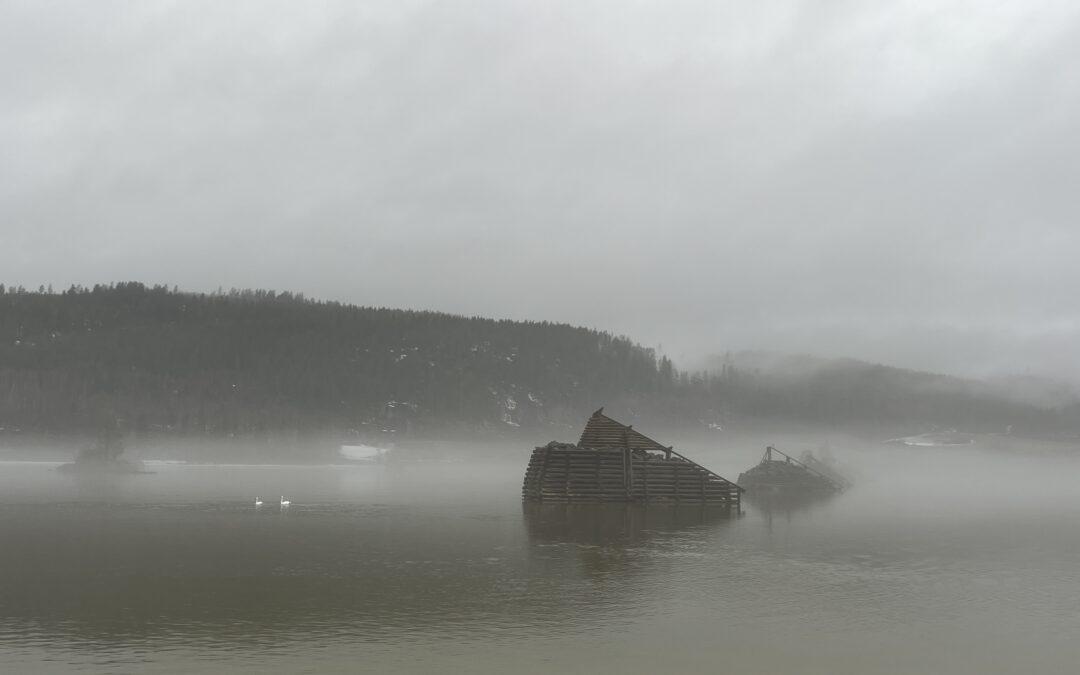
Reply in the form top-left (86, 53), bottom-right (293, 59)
top-left (280, 495), bottom-right (290, 507)
top-left (255, 496), bottom-right (263, 506)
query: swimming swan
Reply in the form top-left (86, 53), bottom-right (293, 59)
top-left (255, 496), bottom-right (263, 506)
top-left (280, 496), bottom-right (291, 507)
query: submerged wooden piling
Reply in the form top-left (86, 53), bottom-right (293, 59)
top-left (522, 409), bottom-right (742, 507)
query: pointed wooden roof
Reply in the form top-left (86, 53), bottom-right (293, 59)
top-left (578, 408), bottom-right (670, 452)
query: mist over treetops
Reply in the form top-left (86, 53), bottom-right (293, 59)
top-left (0, 283), bottom-right (1074, 439)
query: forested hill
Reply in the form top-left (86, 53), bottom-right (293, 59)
top-left (0, 283), bottom-right (672, 436)
top-left (0, 283), bottom-right (1075, 441)
top-left (698, 351), bottom-right (1078, 435)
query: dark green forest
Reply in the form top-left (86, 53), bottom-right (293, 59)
top-left (0, 283), bottom-right (1075, 441)
top-left (0, 283), bottom-right (670, 437)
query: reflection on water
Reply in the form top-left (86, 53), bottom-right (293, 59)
top-left (524, 502), bottom-right (737, 581)
top-left (0, 451), bottom-right (1079, 674)
top-left (524, 502), bottom-right (737, 546)
top-left (743, 488), bottom-right (839, 517)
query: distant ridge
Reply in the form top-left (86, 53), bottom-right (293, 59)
top-left (709, 350), bottom-right (1078, 410)
top-left (702, 350), bottom-right (1077, 434)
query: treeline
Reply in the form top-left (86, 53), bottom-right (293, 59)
top-left (0, 282), bottom-right (671, 436)
top-left (0, 283), bottom-right (1074, 440)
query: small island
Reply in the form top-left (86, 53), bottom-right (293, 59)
top-left (57, 421), bottom-right (150, 475)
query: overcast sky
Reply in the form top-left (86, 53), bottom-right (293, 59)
top-left (2, 0), bottom-right (1079, 380)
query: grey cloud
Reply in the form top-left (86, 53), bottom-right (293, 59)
top-left (3, 0), bottom-right (1080, 382)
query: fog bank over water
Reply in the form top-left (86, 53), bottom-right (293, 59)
top-left (4, 1), bottom-right (1080, 381)
top-left (1, 440), bottom-right (1079, 673)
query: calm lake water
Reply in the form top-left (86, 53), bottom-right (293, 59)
top-left (1, 443), bottom-right (1079, 674)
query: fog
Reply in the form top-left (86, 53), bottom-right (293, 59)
top-left (3, 3), bottom-right (1079, 669)
top-left (4, 1), bottom-right (1080, 381)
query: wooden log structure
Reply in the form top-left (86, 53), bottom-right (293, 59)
top-left (736, 445), bottom-right (848, 493)
top-left (522, 408), bottom-right (742, 507)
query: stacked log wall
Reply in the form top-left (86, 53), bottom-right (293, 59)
top-left (522, 446), bottom-right (741, 506)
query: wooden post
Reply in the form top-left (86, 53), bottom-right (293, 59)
top-left (563, 449), bottom-right (570, 499)
top-left (537, 445), bottom-right (551, 502)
